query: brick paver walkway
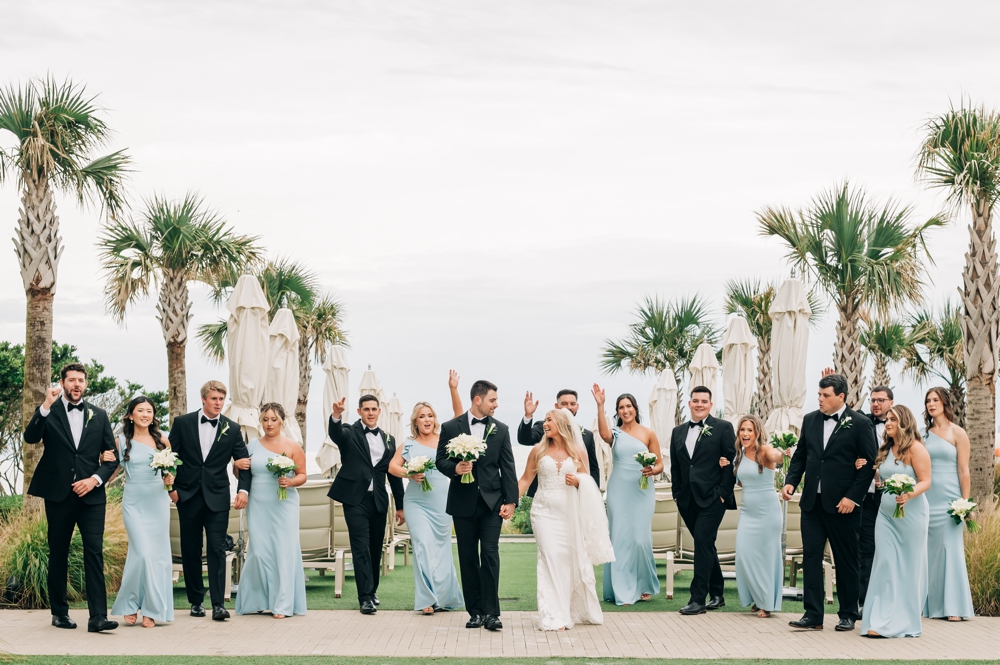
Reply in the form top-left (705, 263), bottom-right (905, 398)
top-left (1, 609), bottom-right (997, 659)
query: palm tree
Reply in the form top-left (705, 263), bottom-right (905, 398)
top-left (0, 77), bottom-right (130, 499)
top-left (860, 319), bottom-right (916, 391)
top-left (601, 295), bottom-right (721, 423)
top-left (98, 193), bottom-right (262, 424)
top-left (918, 102), bottom-right (1000, 507)
top-left (294, 295), bottom-right (348, 445)
top-left (723, 278), bottom-right (823, 420)
top-left (903, 303), bottom-right (966, 427)
top-left (758, 183), bottom-right (946, 407)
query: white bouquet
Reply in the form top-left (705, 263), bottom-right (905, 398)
top-left (266, 454), bottom-right (298, 500)
top-left (403, 455), bottom-right (435, 492)
top-left (948, 498), bottom-right (980, 533)
top-left (446, 434), bottom-right (488, 484)
top-left (883, 473), bottom-right (916, 518)
top-left (634, 452), bottom-right (658, 490)
top-left (148, 448), bottom-right (183, 491)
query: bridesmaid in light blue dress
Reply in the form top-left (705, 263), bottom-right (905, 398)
top-left (862, 405), bottom-right (931, 638)
top-left (922, 387), bottom-right (975, 621)
top-left (389, 402), bottom-right (464, 614)
top-left (593, 387), bottom-right (662, 605)
top-left (235, 403), bottom-right (307, 619)
top-left (109, 396), bottom-right (174, 627)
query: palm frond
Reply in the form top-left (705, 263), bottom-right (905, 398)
top-left (96, 218), bottom-right (156, 323)
top-left (298, 294), bottom-right (349, 363)
top-left (918, 100), bottom-right (1000, 208)
top-left (196, 319), bottom-right (228, 364)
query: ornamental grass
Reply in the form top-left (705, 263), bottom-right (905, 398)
top-left (966, 499), bottom-right (1000, 616)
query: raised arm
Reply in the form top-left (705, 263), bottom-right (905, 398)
top-left (592, 384), bottom-right (613, 444)
top-left (328, 397), bottom-right (349, 445)
top-left (448, 370), bottom-right (464, 418)
top-left (23, 386), bottom-right (62, 444)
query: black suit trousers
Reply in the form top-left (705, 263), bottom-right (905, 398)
top-left (176, 489), bottom-right (230, 607)
top-left (800, 497), bottom-right (862, 623)
top-left (44, 494), bottom-right (106, 617)
top-left (342, 492), bottom-right (387, 603)
top-left (858, 490), bottom-right (880, 605)
top-left (677, 498), bottom-right (726, 604)
top-left (454, 496), bottom-right (502, 618)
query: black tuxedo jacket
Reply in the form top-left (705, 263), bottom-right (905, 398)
top-left (169, 411), bottom-right (252, 513)
top-left (327, 418), bottom-right (404, 513)
top-left (436, 413), bottom-right (518, 518)
top-left (669, 415), bottom-right (737, 509)
top-left (24, 400), bottom-right (119, 505)
top-left (517, 419), bottom-right (601, 487)
top-left (785, 407), bottom-right (877, 513)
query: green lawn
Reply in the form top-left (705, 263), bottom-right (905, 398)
top-left (5, 659), bottom-right (997, 665)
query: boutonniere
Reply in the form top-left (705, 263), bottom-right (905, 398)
top-left (698, 423), bottom-right (713, 441)
top-left (84, 407), bottom-right (94, 427)
top-left (485, 423), bottom-right (496, 440)
top-left (835, 415), bottom-right (852, 433)
top-left (218, 421), bottom-right (230, 439)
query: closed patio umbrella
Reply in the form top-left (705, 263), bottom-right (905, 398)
top-left (386, 394), bottom-right (405, 443)
top-left (689, 342), bottom-right (719, 398)
top-left (722, 316), bottom-right (757, 424)
top-left (648, 370), bottom-right (677, 479)
top-left (358, 365), bottom-right (388, 429)
top-left (316, 344), bottom-right (349, 477)
top-left (263, 307), bottom-right (303, 444)
top-left (223, 275), bottom-right (269, 439)
top-left (765, 277), bottom-right (812, 437)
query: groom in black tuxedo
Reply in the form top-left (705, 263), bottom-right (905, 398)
top-left (169, 380), bottom-right (252, 621)
top-left (518, 389), bottom-right (601, 495)
top-left (23, 363), bottom-right (119, 632)
top-left (437, 380), bottom-right (517, 632)
top-left (783, 373), bottom-right (876, 632)
top-left (327, 394), bottom-right (405, 614)
top-left (669, 386), bottom-right (737, 615)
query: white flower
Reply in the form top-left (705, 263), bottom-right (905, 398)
top-left (219, 421), bottom-right (230, 437)
top-left (267, 454), bottom-right (297, 471)
top-left (949, 498), bottom-right (976, 514)
top-left (446, 434), bottom-right (488, 459)
top-left (149, 449), bottom-right (181, 470)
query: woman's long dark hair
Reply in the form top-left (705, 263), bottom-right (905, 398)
top-left (122, 395), bottom-right (166, 461)
top-left (614, 393), bottom-right (641, 426)
top-left (923, 386), bottom-right (956, 432)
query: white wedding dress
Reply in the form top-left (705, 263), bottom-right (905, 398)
top-left (532, 455), bottom-right (615, 631)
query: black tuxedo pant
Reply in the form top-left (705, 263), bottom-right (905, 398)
top-left (44, 494), bottom-right (107, 617)
top-left (677, 498), bottom-right (726, 605)
top-left (453, 496), bottom-right (502, 618)
top-left (176, 489), bottom-right (230, 607)
top-left (858, 490), bottom-right (880, 605)
top-left (800, 496), bottom-right (862, 623)
top-left (342, 492), bottom-right (387, 604)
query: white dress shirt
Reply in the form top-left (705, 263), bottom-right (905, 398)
top-left (364, 426), bottom-right (385, 491)
top-left (869, 419), bottom-right (886, 494)
top-left (198, 409), bottom-right (219, 461)
top-left (685, 421), bottom-right (705, 458)
top-left (817, 404), bottom-right (848, 496)
top-left (469, 412), bottom-right (487, 441)
top-left (39, 396), bottom-right (102, 485)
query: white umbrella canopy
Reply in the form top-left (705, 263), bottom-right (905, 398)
top-left (765, 277), bottom-right (812, 436)
top-left (722, 316), bottom-right (757, 424)
top-left (648, 370), bottom-right (677, 481)
top-left (223, 275), bottom-right (270, 439)
top-left (358, 365), bottom-right (388, 429)
top-left (689, 343), bottom-right (719, 399)
top-left (316, 344), bottom-right (349, 477)
top-left (386, 394), bottom-right (405, 443)
top-left (263, 307), bottom-right (303, 445)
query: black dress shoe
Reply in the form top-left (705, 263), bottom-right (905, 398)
top-left (360, 600), bottom-right (377, 615)
top-left (51, 615), bottom-right (77, 629)
top-left (679, 602), bottom-right (707, 615)
top-left (788, 617), bottom-right (823, 630)
top-left (465, 614), bottom-right (484, 628)
top-left (87, 616), bottom-right (118, 633)
top-left (706, 595), bottom-right (726, 610)
top-left (190, 604), bottom-right (205, 617)
top-left (484, 615), bottom-right (503, 631)
top-left (835, 618), bottom-right (856, 632)
top-left (212, 605), bottom-right (230, 621)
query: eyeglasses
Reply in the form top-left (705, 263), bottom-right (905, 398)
top-left (870, 398), bottom-right (890, 405)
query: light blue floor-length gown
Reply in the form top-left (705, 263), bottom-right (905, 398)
top-left (401, 439), bottom-right (464, 612)
top-left (735, 461), bottom-right (783, 612)
top-left (861, 448), bottom-right (928, 637)
top-left (923, 431), bottom-right (974, 619)
top-left (603, 427), bottom-right (659, 605)
top-left (235, 439), bottom-right (307, 617)
top-left (111, 438), bottom-right (174, 623)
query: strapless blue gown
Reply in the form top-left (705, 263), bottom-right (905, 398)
top-left (861, 448), bottom-right (928, 637)
top-left (235, 439), bottom-right (307, 617)
top-left (735, 462), bottom-right (783, 612)
top-left (111, 438), bottom-right (174, 623)
top-left (603, 427), bottom-right (659, 605)
top-left (923, 431), bottom-right (974, 619)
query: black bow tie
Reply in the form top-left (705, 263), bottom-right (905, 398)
top-left (472, 417), bottom-right (488, 426)
top-left (689, 421), bottom-right (704, 429)
top-left (201, 415), bottom-right (219, 427)
top-left (365, 427), bottom-right (380, 436)
top-left (873, 417), bottom-right (886, 426)
top-left (67, 402), bottom-right (84, 412)
top-left (822, 413), bottom-right (840, 422)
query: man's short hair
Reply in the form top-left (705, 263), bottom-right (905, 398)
top-left (200, 380), bottom-right (228, 398)
top-left (60, 362), bottom-right (88, 381)
top-left (819, 373), bottom-right (848, 399)
top-left (358, 394), bottom-right (380, 408)
top-left (470, 380), bottom-right (498, 402)
top-left (690, 385), bottom-right (712, 400)
top-left (556, 389), bottom-right (578, 401)
top-left (870, 385), bottom-right (894, 400)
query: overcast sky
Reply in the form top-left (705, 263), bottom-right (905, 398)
top-left (1, 1), bottom-right (992, 472)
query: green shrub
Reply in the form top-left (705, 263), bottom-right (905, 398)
top-left (967, 505), bottom-right (1000, 616)
top-left (0, 494), bottom-right (22, 523)
top-left (508, 496), bottom-right (532, 534)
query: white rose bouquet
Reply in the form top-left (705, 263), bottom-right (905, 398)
top-left (769, 431), bottom-right (798, 491)
top-left (446, 434), bottom-right (488, 484)
top-left (148, 449), bottom-right (183, 491)
top-left (404, 455), bottom-right (435, 492)
top-left (948, 498), bottom-right (980, 533)
top-left (266, 454), bottom-right (298, 500)
top-left (634, 452), bottom-right (658, 490)
top-left (883, 473), bottom-right (916, 518)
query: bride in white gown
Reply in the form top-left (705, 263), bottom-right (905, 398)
top-left (517, 408), bottom-right (615, 631)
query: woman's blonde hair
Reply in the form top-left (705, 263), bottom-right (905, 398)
top-left (534, 410), bottom-right (588, 475)
top-left (409, 402), bottom-right (440, 438)
top-left (874, 404), bottom-right (922, 468)
top-left (734, 414), bottom-right (768, 474)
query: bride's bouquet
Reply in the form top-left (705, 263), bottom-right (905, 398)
top-left (148, 449), bottom-right (183, 491)
top-left (948, 498), bottom-right (980, 533)
top-left (446, 434), bottom-right (488, 484)
top-left (404, 455), bottom-right (435, 492)
top-left (266, 454), bottom-right (298, 500)
top-left (634, 452), bottom-right (658, 490)
top-left (883, 473), bottom-right (916, 518)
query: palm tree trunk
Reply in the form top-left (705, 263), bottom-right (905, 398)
top-left (961, 198), bottom-right (999, 507)
top-left (157, 270), bottom-right (193, 425)
top-left (14, 172), bottom-right (61, 509)
top-left (296, 333), bottom-right (311, 449)
top-left (673, 368), bottom-right (685, 425)
top-left (756, 337), bottom-right (772, 421)
top-left (871, 356), bottom-right (890, 391)
top-left (834, 297), bottom-right (866, 408)
top-left (950, 380), bottom-right (967, 429)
